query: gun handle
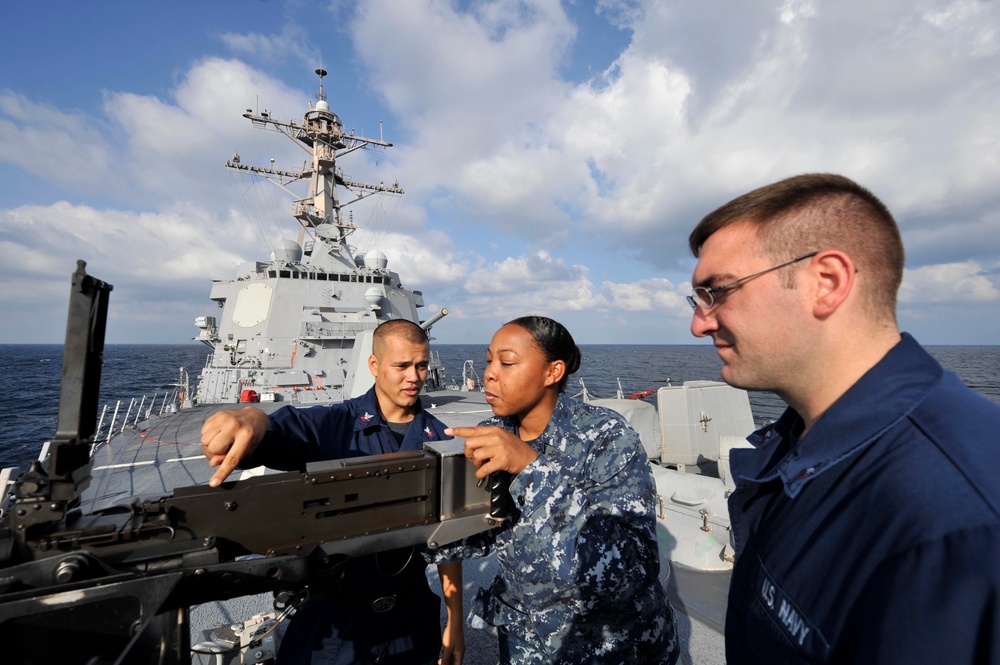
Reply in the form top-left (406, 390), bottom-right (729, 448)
top-left (487, 471), bottom-right (513, 520)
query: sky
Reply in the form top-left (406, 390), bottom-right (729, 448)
top-left (1, 0), bottom-right (999, 345)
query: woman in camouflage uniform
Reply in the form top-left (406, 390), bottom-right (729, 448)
top-left (438, 316), bottom-right (679, 664)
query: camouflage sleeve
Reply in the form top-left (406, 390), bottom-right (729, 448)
top-left (421, 526), bottom-right (499, 565)
top-left (509, 416), bottom-right (661, 649)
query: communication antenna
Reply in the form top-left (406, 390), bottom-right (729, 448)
top-left (315, 68), bottom-right (328, 102)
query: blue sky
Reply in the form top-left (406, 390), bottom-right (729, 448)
top-left (2, 0), bottom-right (999, 345)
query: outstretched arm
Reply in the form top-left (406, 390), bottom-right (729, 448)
top-left (437, 561), bottom-right (465, 665)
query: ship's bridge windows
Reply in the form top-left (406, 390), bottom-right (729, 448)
top-left (264, 268), bottom-right (346, 281)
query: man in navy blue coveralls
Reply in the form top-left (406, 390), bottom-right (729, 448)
top-left (687, 174), bottom-right (1000, 664)
top-left (201, 319), bottom-right (465, 665)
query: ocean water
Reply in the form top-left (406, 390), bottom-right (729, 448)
top-left (1, 343), bottom-right (998, 472)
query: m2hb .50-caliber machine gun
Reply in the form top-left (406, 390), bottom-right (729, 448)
top-left (0, 262), bottom-right (498, 665)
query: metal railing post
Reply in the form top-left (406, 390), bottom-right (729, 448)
top-left (134, 396), bottom-right (147, 427)
top-left (122, 398), bottom-right (136, 432)
top-left (106, 401), bottom-right (121, 443)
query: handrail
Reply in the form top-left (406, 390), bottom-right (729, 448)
top-left (89, 385), bottom-right (184, 453)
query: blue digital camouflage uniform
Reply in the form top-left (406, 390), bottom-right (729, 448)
top-left (430, 392), bottom-right (678, 665)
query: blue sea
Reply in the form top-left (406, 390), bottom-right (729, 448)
top-left (1, 343), bottom-right (999, 472)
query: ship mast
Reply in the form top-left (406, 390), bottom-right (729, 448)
top-left (225, 68), bottom-right (404, 250)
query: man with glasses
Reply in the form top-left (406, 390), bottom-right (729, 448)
top-left (687, 173), bottom-right (1000, 664)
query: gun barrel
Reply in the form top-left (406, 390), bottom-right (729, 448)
top-left (419, 307), bottom-right (448, 330)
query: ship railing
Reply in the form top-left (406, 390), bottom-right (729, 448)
top-left (573, 377), bottom-right (672, 403)
top-left (292, 200), bottom-right (318, 220)
top-left (426, 350), bottom-right (448, 391)
top-left (459, 360), bottom-right (484, 393)
top-left (89, 385), bottom-right (184, 454)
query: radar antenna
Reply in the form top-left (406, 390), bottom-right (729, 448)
top-left (315, 68), bottom-right (328, 102)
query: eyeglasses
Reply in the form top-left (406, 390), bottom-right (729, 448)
top-left (687, 252), bottom-right (818, 310)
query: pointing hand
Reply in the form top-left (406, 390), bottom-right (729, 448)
top-left (200, 407), bottom-right (269, 487)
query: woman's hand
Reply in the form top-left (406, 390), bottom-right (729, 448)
top-left (445, 425), bottom-right (539, 478)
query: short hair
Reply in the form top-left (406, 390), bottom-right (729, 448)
top-left (506, 315), bottom-right (581, 392)
top-left (372, 319), bottom-right (428, 358)
top-left (688, 173), bottom-right (904, 319)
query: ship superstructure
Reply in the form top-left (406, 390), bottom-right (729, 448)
top-left (193, 69), bottom-right (438, 405)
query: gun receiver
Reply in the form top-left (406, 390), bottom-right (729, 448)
top-left (0, 262), bottom-right (493, 665)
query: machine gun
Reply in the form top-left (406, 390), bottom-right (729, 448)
top-left (0, 262), bottom-right (496, 665)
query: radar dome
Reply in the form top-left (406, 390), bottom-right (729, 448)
top-left (366, 250), bottom-right (388, 271)
top-left (355, 253), bottom-right (366, 268)
top-left (271, 239), bottom-right (302, 263)
top-left (316, 100), bottom-right (330, 112)
top-left (365, 287), bottom-right (384, 307)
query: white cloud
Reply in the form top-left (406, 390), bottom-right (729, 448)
top-left (0, 201), bottom-right (252, 288)
top-left (3, 0), bottom-right (1000, 344)
top-left (900, 260), bottom-right (1000, 303)
top-left (103, 59), bottom-right (305, 204)
top-left (0, 200), bottom-right (259, 343)
top-left (0, 91), bottom-right (114, 190)
top-left (464, 251), bottom-right (586, 296)
top-left (346, 0), bottom-right (1000, 263)
top-left (603, 277), bottom-right (688, 313)
top-left (348, 1), bottom-right (583, 238)
top-left (452, 251), bottom-right (692, 326)
top-left (220, 24), bottom-right (321, 67)
top-left (359, 228), bottom-right (468, 288)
